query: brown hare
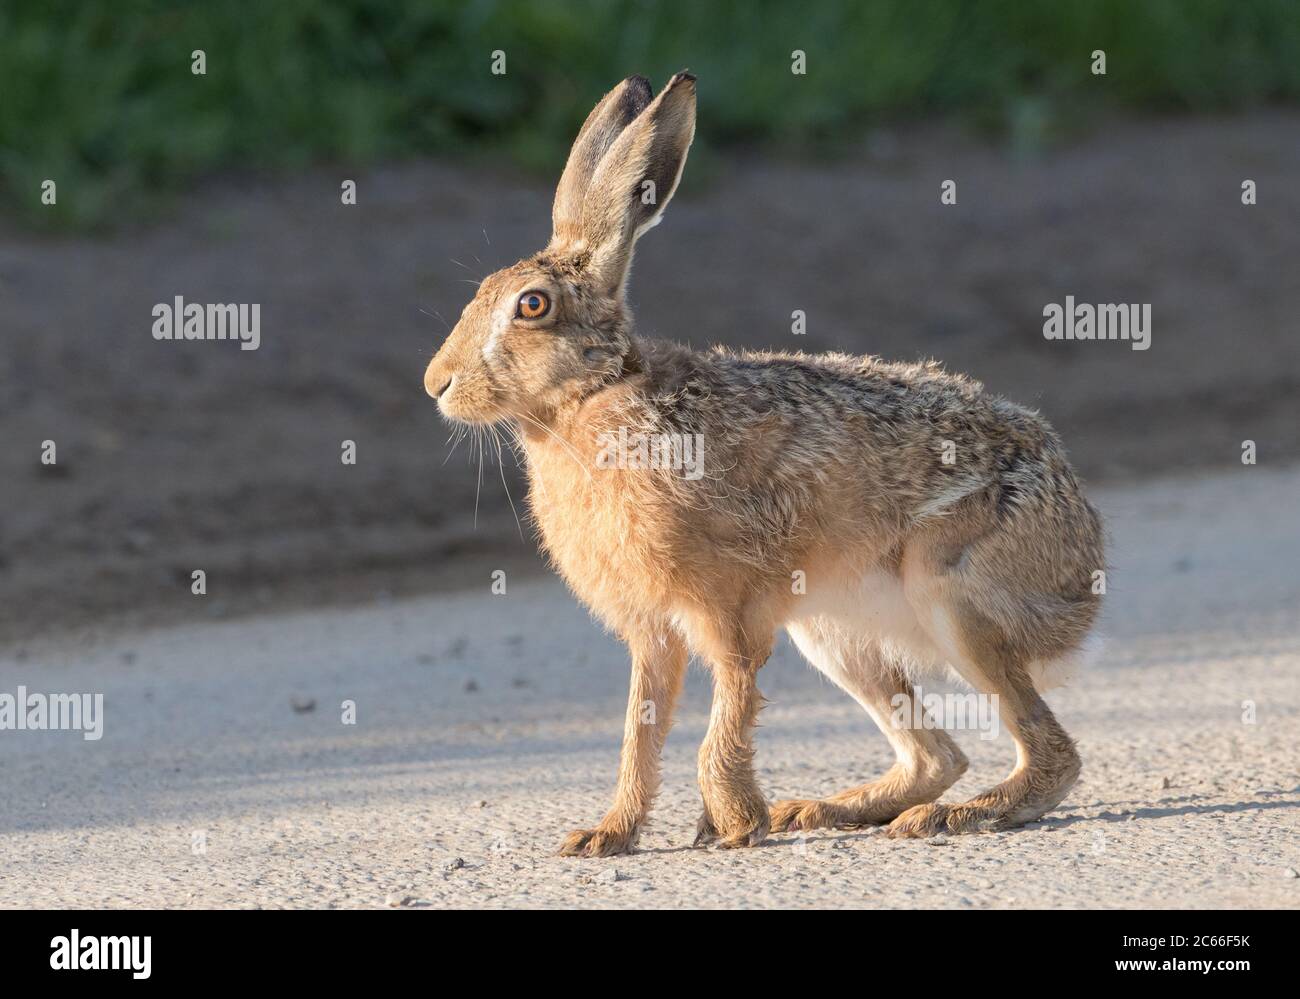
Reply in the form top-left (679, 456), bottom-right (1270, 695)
top-left (424, 73), bottom-right (1105, 856)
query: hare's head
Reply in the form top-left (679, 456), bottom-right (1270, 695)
top-left (424, 73), bottom-right (696, 425)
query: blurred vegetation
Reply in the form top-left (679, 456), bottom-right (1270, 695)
top-left (3, 0), bottom-right (1299, 228)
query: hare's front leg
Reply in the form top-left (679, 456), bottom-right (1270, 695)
top-left (694, 629), bottom-right (773, 849)
top-left (559, 629), bottom-right (687, 858)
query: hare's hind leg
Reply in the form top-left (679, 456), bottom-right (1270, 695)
top-left (773, 619), bottom-right (968, 833)
top-left (889, 538), bottom-right (1088, 838)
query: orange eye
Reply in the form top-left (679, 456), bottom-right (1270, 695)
top-left (516, 291), bottom-right (550, 319)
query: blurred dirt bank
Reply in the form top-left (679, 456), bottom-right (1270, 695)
top-left (3, 112), bottom-right (1298, 642)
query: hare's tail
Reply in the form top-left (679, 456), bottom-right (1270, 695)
top-left (1029, 631), bottom-right (1104, 692)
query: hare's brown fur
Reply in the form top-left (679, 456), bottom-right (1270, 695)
top-left (424, 74), bottom-right (1104, 856)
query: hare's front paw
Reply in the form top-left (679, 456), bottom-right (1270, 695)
top-left (694, 796), bottom-right (770, 849)
top-left (558, 823), bottom-right (637, 858)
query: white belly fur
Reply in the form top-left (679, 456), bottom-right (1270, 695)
top-left (784, 569), bottom-right (1097, 693)
top-left (787, 570), bottom-right (947, 678)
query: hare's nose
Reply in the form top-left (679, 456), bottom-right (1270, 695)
top-left (424, 350), bottom-right (457, 399)
top-left (424, 358), bottom-right (455, 398)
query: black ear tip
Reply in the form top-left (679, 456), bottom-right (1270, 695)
top-left (624, 75), bottom-right (653, 100)
top-left (671, 70), bottom-right (697, 87)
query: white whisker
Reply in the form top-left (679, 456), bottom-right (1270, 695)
top-left (474, 426), bottom-right (484, 529)
top-left (491, 425), bottom-right (525, 541)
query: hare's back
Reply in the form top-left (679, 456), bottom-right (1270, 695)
top-left (678, 347), bottom-right (1046, 451)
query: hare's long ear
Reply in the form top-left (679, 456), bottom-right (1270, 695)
top-left (551, 75), bottom-right (654, 245)
top-left (578, 72), bottom-right (696, 297)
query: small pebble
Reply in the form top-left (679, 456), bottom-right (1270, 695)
top-left (443, 857), bottom-right (465, 872)
top-left (1284, 868), bottom-right (1298, 879)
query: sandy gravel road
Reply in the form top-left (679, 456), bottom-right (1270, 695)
top-left (2, 465), bottom-right (1297, 909)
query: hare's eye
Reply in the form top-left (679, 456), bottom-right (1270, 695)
top-left (516, 291), bottom-right (550, 319)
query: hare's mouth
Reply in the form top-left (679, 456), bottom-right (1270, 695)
top-left (439, 410), bottom-right (505, 429)
top-left (435, 385), bottom-right (510, 428)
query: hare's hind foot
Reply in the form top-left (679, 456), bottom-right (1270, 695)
top-left (771, 751), bottom-right (968, 833)
top-left (559, 823), bottom-right (639, 858)
top-left (887, 744), bottom-right (1081, 838)
top-left (884, 691), bottom-right (1082, 839)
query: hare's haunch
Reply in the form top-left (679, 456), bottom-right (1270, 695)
top-left (424, 73), bottom-right (1104, 857)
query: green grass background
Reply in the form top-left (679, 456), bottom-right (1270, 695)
top-left (3, 0), bottom-right (1299, 228)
